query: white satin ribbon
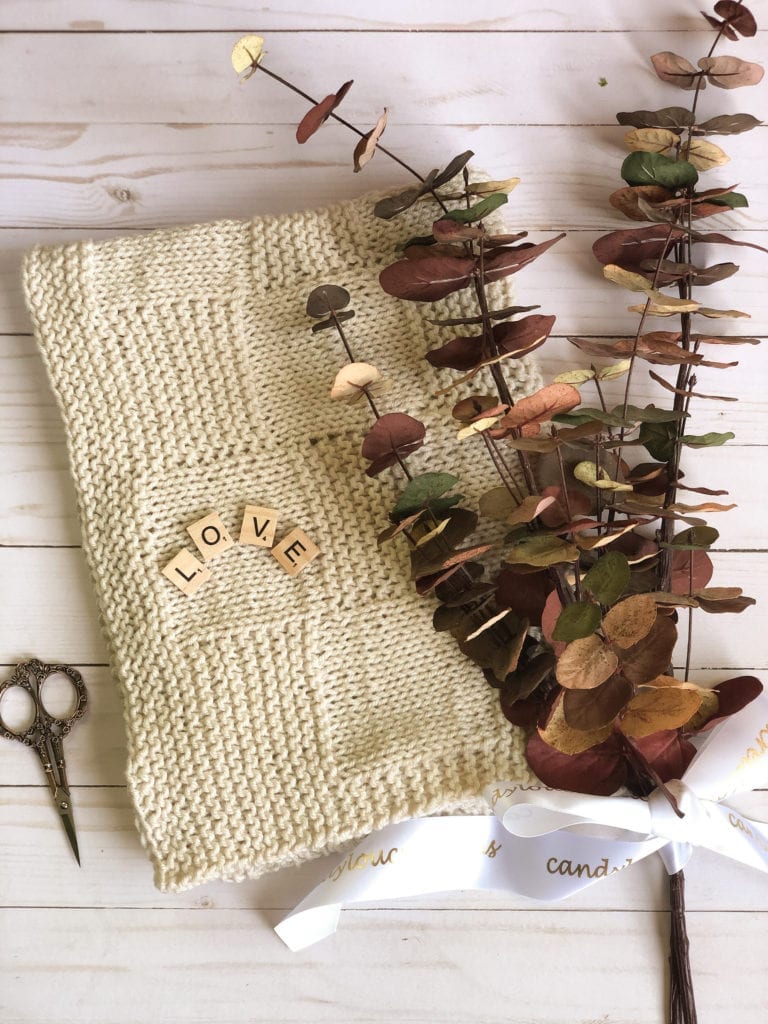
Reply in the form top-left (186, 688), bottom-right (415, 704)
top-left (275, 689), bottom-right (768, 952)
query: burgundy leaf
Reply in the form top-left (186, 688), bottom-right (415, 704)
top-left (379, 256), bottom-right (476, 302)
top-left (699, 55), bottom-right (764, 89)
top-left (432, 218), bottom-right (487, 243)
top-left (483, 233), bottom-right (566, 283)
top-left (525, 732), bottom-right (627, 796)
top-left (632, 731), bottom-right (697, 782)
top-left (694, 675), bottom-right (764, 733)
top-left (425, 334), bottom-right (484, 371)
top-left (296, 80), bottom-right (353, 143)
top-left (493, 314), bottom-right (556, 358)
top-left (361, 413), bottom-right (426, 477)
top-left (495, 567), bottom-right (554, 626)
top-left (714, 2), bottom-right (758, 37)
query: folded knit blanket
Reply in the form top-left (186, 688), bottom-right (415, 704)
top-left (23, 193), bottom-right (537, 892)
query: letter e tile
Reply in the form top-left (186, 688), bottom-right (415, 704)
top-left (239, 504), bottom-right (278, 548)
top-left (162, 549), bottom-right (213, 596)
top-left (186, 511), bottom-right (235, 561)
top-left (271, 527), bottom-right (320, 577)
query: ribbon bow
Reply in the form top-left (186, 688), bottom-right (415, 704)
top-left (276, 689), bottom-right (768, 951)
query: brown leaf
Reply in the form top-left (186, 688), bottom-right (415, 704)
top-left (500, 383), bottom-right (581, 436)
top-left (692, 586), bottom-right (756, 613)
top-left (432, 219), bottom-right (487, 243)
top-left (379, 255), bottom-right (476, 302)
top-left (618, 615), bottom-right (678, 686)
top-left (377, 510), bottom-right (424, 546)
top-left (609, 185), bottom-right (674, 221)
top-left (651, 52), bottom-right (701, 90)
top-left (539, 695), bottom-right (613, 754)
top-left (353, 108), bottom-right (388, 172)
top-left (562, 675), bottom-right (634, 730)
top-left (699, 55), bottom-right (765, 89)
top-left (619, 686), bottom-right (702, 739)
top-left (602, 594), bottom-right (657, 649)
top-left (648, 368), bottom-right (736, 403)
top-left (506, 494), bottom-right (558, 527)
top-left (525, 732), bottom-right (626, 796)
top-left (483, 234), bottom-right (566, 283)
top-left (296, 80), bottom-right (353, 143)
top-left (593, 225), bottom-right (684, 268)
top-left (411, 543), bottom-right (493, 582)
top-left (556, 635), bottom-right (619, 690)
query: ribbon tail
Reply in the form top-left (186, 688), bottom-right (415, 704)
top-left (658, 841), bottom-right (693, 875)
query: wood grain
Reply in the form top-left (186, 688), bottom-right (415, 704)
top-left (2, 122), bottom-right (765, 230)
top-left (2, 908), bottom-right (767, 1024)
top-left (0, 0), bottom-right (741, 33)
top-left (5, 31), bottom-right (767, 126)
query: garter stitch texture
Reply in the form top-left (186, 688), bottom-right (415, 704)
top-left (23, 193), bottom-right (538, 892)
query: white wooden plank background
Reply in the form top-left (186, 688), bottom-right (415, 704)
top-left (1, 3), bottom-right (767, 1022)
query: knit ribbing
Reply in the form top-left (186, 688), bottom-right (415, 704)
top-left (23, 194), bottom-right (538, 892)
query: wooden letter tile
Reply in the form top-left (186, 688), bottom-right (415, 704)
top-left (239, 504), bottom-right (279, 548)
top-left (186, 511), bottom-right (235, 561)
top-left (271, 527), bottom-right (320, 577)
top-left (162, 549), bottom-right (213, 596)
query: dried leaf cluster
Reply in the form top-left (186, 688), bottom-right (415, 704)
top-left (233, 3), bottom-right (763, 813)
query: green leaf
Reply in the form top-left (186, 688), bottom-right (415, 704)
top-left (707, 192), bottom-right (749, 209)
top-left (582, 552), bottom-right (631, 607)
top-left (661, 525), bottom-right (720, 551)
top-left (444, 193), bottom-right (508, 224)
top-left (620, 404), bottom-right (687, 424)
top-left (554, 407), bottom-right (624, 427)
top-left (504, 533), bottom-right (579, 568)
top-left (639, 420), bottom-right (678, 461)
top-left (552, 601), bottom-right (603, 642)
top-left (621, 152), bottom-right (699, 190)
top-left (392, 473), bottom-right (460, 521)
top-left (680, 431), bottom-right (735, 448)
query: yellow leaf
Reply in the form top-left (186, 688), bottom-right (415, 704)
top-left (456, 415), bottom-right (501, 440)
top-left (574, 461), bottom-right (633, 492)
top-left (554, 368), bottom-right (596, 385)
top-left (555, 635), bottom-right (619, 690)
top-left (603, 594), bottom-right (657, 649)
top-left (619, 686), bottom-right (703, 739)
top-left (596, 359), bottom-right (632, 381)
top-left (468, 177), bottom-right (521, 196)
top-left (604, 264), bottom-right (653, 293)
top-left (231, 35), bottom-right (265, 79)
top-left (413, 518), bottom-right (451, 548)
top-left (624, 127), bottom-right (679, 154)
top-left (604, 265), bottom-right (699, 313)
top-left (687, 138), bottom-right (730, 172)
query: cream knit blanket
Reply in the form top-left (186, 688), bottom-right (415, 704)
top-left (23, 194), bottom-right (537, 892)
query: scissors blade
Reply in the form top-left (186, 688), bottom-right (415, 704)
top-left (57, 794), bottom-right (81, 866)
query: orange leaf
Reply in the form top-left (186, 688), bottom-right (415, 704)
top-left (603, 594), bottom-right (657, 649)
top-left (555, 635), bottom-right (619, 690)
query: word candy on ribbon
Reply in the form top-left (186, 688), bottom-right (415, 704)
top-left (275, 689), bottom-right (768, 952)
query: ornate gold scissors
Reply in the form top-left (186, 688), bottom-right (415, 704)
top-left (0, 659), bottom-right (88, 863)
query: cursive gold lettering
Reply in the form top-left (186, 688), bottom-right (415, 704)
top-left (735, 721), bottom-right (768, 774)
top-left (484, 840), bottom-right (503, 858)
top-left (328, 847), bottom-right (398, 882)
top-left (546, 855), bottom-right (633, 878)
